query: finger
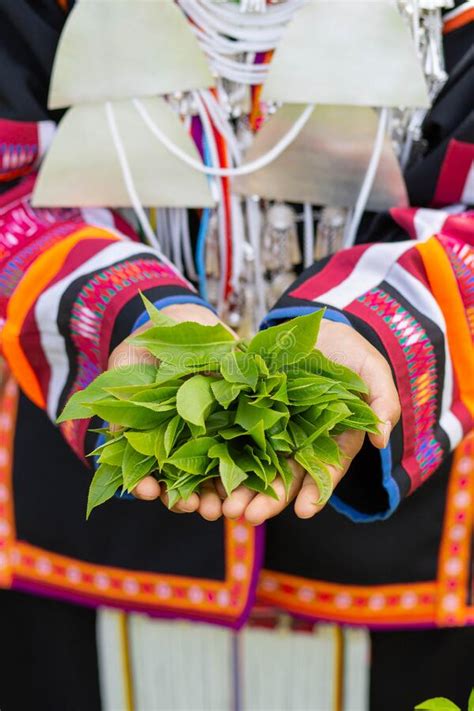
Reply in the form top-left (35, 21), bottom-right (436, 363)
top-left (198, 481), bottom-right (223, 521)
top-left (360, 352), bottom-right (401, 449)
top-left (215, 480), bottom-right (227, 500)
top-left (132, 476), bottom-right (160, 501)
top-left (294, 430), bottom-right (364, 518)
top-left (222, 485), bottom-right (256, 520)
top-left (244, 460), bottom-right (305, 526)
top-left (160, 488), bottom-right (200, 514)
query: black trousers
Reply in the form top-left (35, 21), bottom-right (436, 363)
top-left (0, 590), bottom-right (472, 711)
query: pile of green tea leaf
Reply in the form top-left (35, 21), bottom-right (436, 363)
top-left (58, 298), bottom-right (379, 517)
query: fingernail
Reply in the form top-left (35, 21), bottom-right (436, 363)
top-left (381, 421), bottom-right (392, 447)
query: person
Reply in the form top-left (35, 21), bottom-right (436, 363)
top-left (0, 1), bottom-right (472, 709)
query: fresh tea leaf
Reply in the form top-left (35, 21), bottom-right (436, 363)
top-left (91, 399), bottom-right (169, 429)
top-left (295, 446), bottom-right (334, 506)
top-left (163, 415), bottom-right (185, 457)
top-left (220, 351), bottom-right (259, 390)
top-left (166, 437), bottom-right (215, 474)
top-left (414, 700), bottom-right (461, 710)
top-left (218, 454), bottom-right (248, 496)
top-left (247, 310), bottom-right (324, 369)
top-left (87, 464), bottom-right (122, 518)
top-left (211, 379), bottom-right (246, 409)
top-left (139, 293), bottom-right (176, 327)
top-left (122, 443), bottom-right (155, 491)
top-left (131, 321), bottom-right (236, 366)
top-left (176, 375), bottom-right (215, 427)
top-left (125, 429), bottom-right (159, 456)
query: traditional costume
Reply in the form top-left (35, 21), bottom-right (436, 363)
top-left (0, 1), bottom-right (473, 709)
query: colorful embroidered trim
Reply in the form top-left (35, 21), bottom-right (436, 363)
top-left (436, 431), bottom-right (474, 626)
top-left (355, 287), bottom-right (443, 490)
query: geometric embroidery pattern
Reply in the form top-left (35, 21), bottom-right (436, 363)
top-left (358, 287), bottom-right (444, 485)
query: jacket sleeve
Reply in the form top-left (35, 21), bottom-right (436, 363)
top-left (264, 219), bottom-right (474, 521)
top-left (0, 176), bottom-right (212, 461)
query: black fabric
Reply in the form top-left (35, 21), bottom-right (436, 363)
top-left (13, 392), bottom-right (226, 580)
top-left (423, 46), bottom-right (474, 146)
top-left (404, 41), bottom-right (474, 208)
top-left (444, 22), bottom-right (474, 74)
top-left (406, 111), bottom-right (474, 208)
top-left (370, 626), bottom-right (474, 710)
top-left (0, 589), bottom-right (101, 711)
top-left (265, 455), bottom-right (450, 585)
top-left (0, 1), bottom-right (67, 122)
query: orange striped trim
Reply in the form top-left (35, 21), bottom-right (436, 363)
top-left (443, 7), bottom-right (474, 33)
top-left (257, 435), bottom-right (474, 628)
top-left (56, 0), bottom-right (69, 10)
top-left (257, 571), bottom-right (437, 626)
top-left (436, 431), bottom-right (474, 626)
top-left (1, 228), bottom-right (120, 408)
top-left (0, 368), bottom-right (18, 588)
top-left (416, 236), bottom-right (474, 418)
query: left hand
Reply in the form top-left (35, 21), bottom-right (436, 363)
top-left (217, 319), bottom-right (401, 525)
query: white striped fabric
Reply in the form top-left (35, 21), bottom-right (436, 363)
top-left (461, 162), bottom-right (474, 206)
top-left (97, 611), bottom-right (371, 711)
top-left (311, 241), bottom-right (415, 310)
top-left (413, 209), bottom-right (448, 242)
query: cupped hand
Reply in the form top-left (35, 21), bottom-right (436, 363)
top-left (108, 312), bottom-right (401, 525)
top-left (108, 303), bottom-right (232, 517)
top-left (215, 320), bottom-right (401, 525)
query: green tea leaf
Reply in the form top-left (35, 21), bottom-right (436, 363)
top-left (302, 350), bottom-right (369, 394)
top-left (87, 464), bottom-right (122, 519)
top-left (176, 375), bottom-right (215, 427)
top-left (299, 405), bottom-right (351, 448)
top-left (91, 400), bottom-right (170, 429)
top-left (414, 699), bottom-right (461, 710)
top-left (267, 444), bottom-right (294, 498)
top-left (468, 689), bottom-right (474, 711)
top-left (125, 429), bottom-right (159, 456)
top-left (154, 421), bottom-right (171, 467)
top-left (131, 321), bottom-right (236, 365)
top-left (211, 379), bottom-right (245, 409)
top-left (247, 310), bottom-right (324, 370)
top-left (235, 399), bottom-right (285, 432)
top-left (97, 438), bottom-right (127, 466)
top-left (205, 410), bottom-right (234, 432)
top-left (187, 422), bottom-right (207, 438)
top-left (57, 389), bottom-right (103, 422)
top-left (244, 473), bottom-right (279, 500)
top-left (247, 420), bottom-right (266, 451)
top-left (57, 364), bottom-right (158, 423)
top-left (167, 437), bottom-right (215, 474)
top-left (163, 415), bottom-right (185, 457)
top-left (312, 435), bottom-right (342, 467)
top-left (139, 293), bottom-right (176, 327)
top-left (220, 427), bottom-right (247, 441)
top-left (295, 446), bottom-right (333, 506)
top-left (220, 351), bottom-right (259, 390)
top-left (288, 420), bottom-right (309, 449)
top-left (122, 442), bottom-right (155, 491)
top-left (219, 455), bottom-right (248, 496)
